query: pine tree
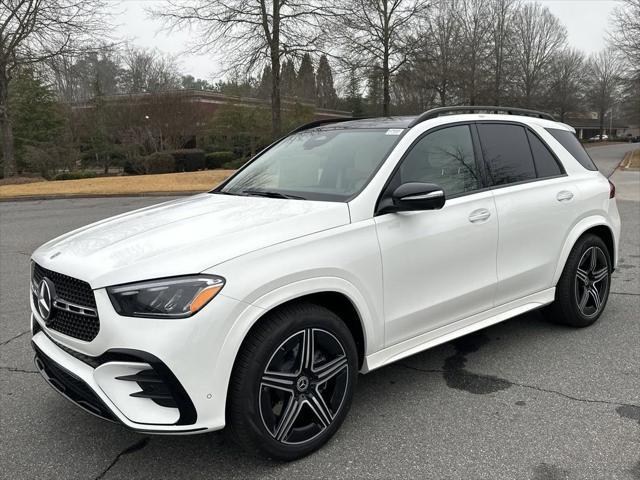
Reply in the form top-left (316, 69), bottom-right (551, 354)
top-left (366, 65), bottom-right (384, 116)
top-left (297, 53), bottom-right (316, 102)
top-left (347, 67), bottom-right (364, 117)
top-left (8, 68), bottom-right (66, 175)
top-left (316, 55), bottom-right (337, 109)
top-left (258, 65), bottom-right (273, 99)
top-left (280, 59), bottom-right (297, 98)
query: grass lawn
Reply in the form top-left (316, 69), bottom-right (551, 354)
top-left (0, 170), bottom-right (235, 199)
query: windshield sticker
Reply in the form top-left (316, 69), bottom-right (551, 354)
top-left (385, 129), bottom-right (404, 136)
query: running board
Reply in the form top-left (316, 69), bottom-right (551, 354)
top-left (362, 288), bottom-right (555, 373)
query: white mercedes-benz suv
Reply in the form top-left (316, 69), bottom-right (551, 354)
top-left (30, 107), bottom-right (620, 459)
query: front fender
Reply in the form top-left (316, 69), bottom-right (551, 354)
top-left (206, 276), bottom-right (381, 429)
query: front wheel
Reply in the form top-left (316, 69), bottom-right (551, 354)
top-left (226, 302), bottom-right (358, 460)
top-left (545, 234), bottom-right (612, 327)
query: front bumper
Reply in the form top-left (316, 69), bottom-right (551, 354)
top-left (32, 326), bottom-right (206, 433)
top-left (29, 283), bottom-right (258, 434)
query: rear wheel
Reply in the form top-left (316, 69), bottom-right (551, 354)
top-left (227, 302), bottom-right (358, 460)
top-left (546, 234), bottom-right (611, 327)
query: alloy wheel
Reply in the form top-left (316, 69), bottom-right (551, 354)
top-left (574, 246), bottom-right (609, 318)
top-left (259, 328), bottom-right (349, 445)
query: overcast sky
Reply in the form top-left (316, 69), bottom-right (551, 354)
top-left (113, 0), bottom-right (621, 82)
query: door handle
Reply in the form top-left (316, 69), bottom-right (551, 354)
top-left (556, 190), bottom-right (574, 202)
top-left (468, 208), bottom-right (491, 223)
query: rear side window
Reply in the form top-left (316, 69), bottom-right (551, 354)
top-left (526, 130), bottom-right (563, 177)
top-left (546, 128), bottom-right (598, 171)
top-left (477, 124), bottom-right (536, 186)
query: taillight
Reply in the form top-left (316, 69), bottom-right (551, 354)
top-left (609, 180), bottom-right (616, 199)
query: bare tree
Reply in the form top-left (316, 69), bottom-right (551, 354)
top-left (150, 1), bottom-right (329, 138)
top-left (454, 0), bottom-right (492, 105)
top-left (0, 0), bottom-right (109, 176)
top-left (419, 0), bottom-right (460, 107)
top-left (488, 0), bottom-right (518, 105)
top-left (585, 50), bottom-right (623, 137)
top-left (333, 0), bottom-right (428, 116)
top-left (607, 0), bottom-right (640, 123)
top-left (547, 49), bottom-right (584, 121)
top-left (47, 48), bottom-right (121, 102)
top-left (607, 0), bottom-right (640, 69)
top-left (510, 2), bottom-right (566, 108)
top-left (120, 47), bottom-right (181, 94)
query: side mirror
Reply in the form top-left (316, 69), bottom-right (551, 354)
top-left (391, 182), bottom-right (445, 212)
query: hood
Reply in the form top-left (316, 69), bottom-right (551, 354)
top-left (32, 193), bottom-right (351, 288)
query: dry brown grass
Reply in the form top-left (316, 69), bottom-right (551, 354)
top-left (622, 149), bottom-right (640, 170)
top-left (0, 176), bottom-right (46, 186)
top-left (0, 170), bottom-right (235, 199)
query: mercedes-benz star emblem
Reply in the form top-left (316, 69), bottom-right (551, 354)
top-left (37, 278), bottom-right (55, 322)
top-left (296, 376), bottom-right (310, 392)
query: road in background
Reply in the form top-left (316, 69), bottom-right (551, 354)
top-left (586, 142), bottom-right (639, 177)
top-left (1, 145), bottom-right (638, 480)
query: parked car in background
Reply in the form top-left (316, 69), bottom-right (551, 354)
top-left (29, 106), bottom-right (620, 460)
top-left (588, 134), bottom-right (609, 142)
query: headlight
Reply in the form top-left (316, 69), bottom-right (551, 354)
top-left (107, 275), bottom-right (225, 319)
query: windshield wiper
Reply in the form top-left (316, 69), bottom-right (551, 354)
top-left (242, 190), bottom-right (306, 200)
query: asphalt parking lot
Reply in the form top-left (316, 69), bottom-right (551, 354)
top-left (1, 144), bottom-right (638, 480)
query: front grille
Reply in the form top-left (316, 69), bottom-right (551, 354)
top-left (33, 263), bottom-right (96, 308)
top-left (33, 344), bottom-right (115, 422)
top-left (32, 263), bottom-right (100, 341)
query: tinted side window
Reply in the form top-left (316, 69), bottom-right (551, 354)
top-left (527, 130), bottom-right (563, 177)
top-left (397, 125), bottom-right (480, 197)
top-left (478, 124), bottom-right (536, 186)
top-left (546, 128), bottom-right (598, 171)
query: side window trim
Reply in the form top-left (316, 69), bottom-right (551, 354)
top-left (474, 120), bottom-right (568, 190)
top-left (375, 121), bottom-right (488, 215)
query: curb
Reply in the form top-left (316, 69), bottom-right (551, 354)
top-left (619, 149), bottom-right (639, 171)
top-left (0, 191), bottom-right (201, 203)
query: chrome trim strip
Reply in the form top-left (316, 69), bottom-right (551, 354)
top-left (402, 190), bottom-right (444, 201)
top-left (32, 275), bottom-right (97, 318)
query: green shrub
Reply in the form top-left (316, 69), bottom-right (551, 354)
top-left (123, 158), bottom-right (143, 175)
top-left (145, 152), bottom-right (175, 174)
top-left (222, 157), bottom-right (247, 170)
top-left (53, 170), bottom-right (97, 181)
top-left (205, 151), bottom-right (236, 169)
top-left (124, 152), bottom-right (175, 175)
top-left (170, 149), bottom-right (205, 172)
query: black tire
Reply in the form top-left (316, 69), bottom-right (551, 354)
top-left (226, 302), bottom-right (358, 460)
top-left (545, 234), bottom-right (611, 327)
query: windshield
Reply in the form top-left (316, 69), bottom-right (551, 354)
top-left (217, 128), bottom-right (402, 201)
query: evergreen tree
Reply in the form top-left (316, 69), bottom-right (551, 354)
top-left (366, 65), bottom-right (384, 116)
top-left (347, 68), bottom-right (364, 117)
top-left (297, 53), bottom-right (316, 102)
top-left (316, 55), bottom-right (337, 109)
top-left (7, 69), bottom-right (67, 175)
top-left (280, 59), bottom-right (297, 98)
top-left (258, 66), bottom-right (273, 99)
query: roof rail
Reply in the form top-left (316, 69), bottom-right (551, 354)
top-left (408, 106), bottom-right (555, 127)
top-left (289, 117), bottom-right (364, 134)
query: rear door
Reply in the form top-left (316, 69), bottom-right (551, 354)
top-left (374, 124), bottom-right (499, 346)
top-left (476, 122), bottom-right (579, 306)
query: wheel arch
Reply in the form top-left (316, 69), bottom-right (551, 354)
top-left (553, 217), bottom-right (617, 285)
top-left (239, 291), bottom-right (366, 369)
top-left (210, 277), bottom-right (380, 427)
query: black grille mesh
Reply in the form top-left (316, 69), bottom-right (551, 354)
top-left (32, 263), bottom-right (96, 308)
top-left (32, 263), bottom-right (100, 341)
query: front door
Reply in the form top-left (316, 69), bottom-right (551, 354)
top-left (374, 124), bottom-right (498, 347)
